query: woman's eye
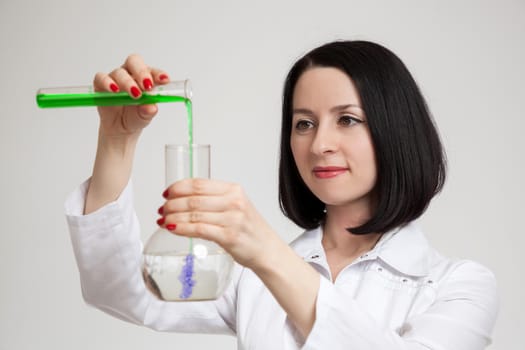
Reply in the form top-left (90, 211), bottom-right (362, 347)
top-left (339, 115), bottom-right (363, 127)
top-left (295, 120), bottom-right (314, 131)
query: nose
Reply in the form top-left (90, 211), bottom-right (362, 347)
top-left (311, 121), bottom-right (338, 155)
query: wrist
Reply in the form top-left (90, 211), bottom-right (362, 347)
top-left (250, 236), bottom-right (296, 277)
top-left (97, 130), bottom-right (140, 158)
top-left (85, 130), bottom-right (139, 214)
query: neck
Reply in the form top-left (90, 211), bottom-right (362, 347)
top-left (322, 204), bottom-right (381, 256)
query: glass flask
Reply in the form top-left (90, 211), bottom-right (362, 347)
top-left (142, 144), bottom-right (235, 301)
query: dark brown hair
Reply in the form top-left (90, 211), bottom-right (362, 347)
top-left (279, 40), bottom-right (446, 234)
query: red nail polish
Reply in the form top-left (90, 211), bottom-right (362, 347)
top-left (158, 206), bottom-right (164, 215)
top-left (110, 83), bottom-right (119, 92)
top-left (143, 78), bottom-right (153, 90)
top-left (156, 217), bottom-right (165, 226)
top-left (159, 74), bottom-right (168, 81)
top-left (130, 86), bottom-right (141, 98)
top-left (166, 224), bottom-right (176, 230)
top-left (162, 189), bottom-right (169, 198)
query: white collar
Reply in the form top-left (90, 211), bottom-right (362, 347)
top-left (290, 222), bottom-right (432, 277)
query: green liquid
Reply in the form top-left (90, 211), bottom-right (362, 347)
top-left (36, 91), bottom-right (188, 108)
top-left (185, 99), bottom-right (193, 148)
top-left (185, 99), bottom-right (194, 253)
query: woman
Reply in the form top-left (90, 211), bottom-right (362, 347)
top-left (66, 40), bottom-right (498, 349)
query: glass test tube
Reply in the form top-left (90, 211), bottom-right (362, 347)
top-left (36, 80), bottom-right (192, 108)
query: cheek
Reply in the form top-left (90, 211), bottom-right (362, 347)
top-left (351, 135), bottom-right (377, 183)
top-left (362, 156), bottom-right (378, 187)
top-left (290, 138), bottom-right (310, 178)
top-left (290, 137), bottom-right (303, 164)
top-left (364, 152), bottom-right (378, 186)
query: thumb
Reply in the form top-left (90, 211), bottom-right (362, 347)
top-left (137, 104), bottom-right (158, 122)
top-left (121, 104), bottom-right (158, 132)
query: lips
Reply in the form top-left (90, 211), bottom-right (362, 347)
top-left (312, 166), bottom-right (348, 179)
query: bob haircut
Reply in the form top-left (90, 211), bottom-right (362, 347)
top-left (279, 40), bottom-right (447, 235)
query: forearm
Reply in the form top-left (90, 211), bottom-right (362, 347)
top-left (84, 131), bottom-right (140, 214)
top-left (252, 239), bottom-right (320, 339)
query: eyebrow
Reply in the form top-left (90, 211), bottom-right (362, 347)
top-left (292, 104), bottom-right (363, 115)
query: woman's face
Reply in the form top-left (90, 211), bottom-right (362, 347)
top-left (290, 67), bottom-right (377, 212)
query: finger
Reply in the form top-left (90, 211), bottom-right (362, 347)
top-left (109, 67), bottom-right (142, 99)
top-left (166, 221), bottom-right (224, 245)
top-left (122, 54), bottom-right (154, 91)
top-left (165, 178), bottom-right (235, 199)
top-left (163, 195), bottom-right (231, 214)
top-left (165, 210), bottom-right (230, 228)
top-left (150, 67), bottom-right (170, 85)
top-left (93, 72), bottom-right (119, 93)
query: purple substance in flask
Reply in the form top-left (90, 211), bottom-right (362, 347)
top-left (179, 253), bottom-right (196, 299)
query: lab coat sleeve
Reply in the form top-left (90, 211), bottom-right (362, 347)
top-left (302, 261), bottom-right (499, 350)
top-left (64, 179), bottom-right (238, 334)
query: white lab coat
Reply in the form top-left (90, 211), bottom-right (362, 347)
top-left (65, 180), bottom-right (499, 349)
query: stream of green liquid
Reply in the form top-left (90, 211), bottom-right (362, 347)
top-left (185, 99), bottom-right (194, 253)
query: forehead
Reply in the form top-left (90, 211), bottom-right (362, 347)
top-left (292, 67), bottom-right (361, 107)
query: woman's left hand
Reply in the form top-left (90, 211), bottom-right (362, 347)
top-left (160, 178), bottom-right (320, 337)
top-left (159, 178), bottom-right (281, 270)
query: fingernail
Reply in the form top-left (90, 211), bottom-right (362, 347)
top-left (110, 83), bottom-right (119, 92)
top-left (162, 189), bottom-right (169, 198)
top-left (156, 217), bottom-right (165, 226)
top-left (159, 74), bottom-right (168, 81)
top-left (158, 206), bottom-right (164, 215)
top-left (130, 86), bottom-right (141, 98)
top-left (166, 224), bottom-right (177, 230)
top-left (143, 78), bottom-right (153, 90)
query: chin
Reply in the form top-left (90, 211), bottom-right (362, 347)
top-left (316, 192), bottom-right (374, 209)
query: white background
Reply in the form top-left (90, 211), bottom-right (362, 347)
top-left (0, 0), bottom-right (523, 349)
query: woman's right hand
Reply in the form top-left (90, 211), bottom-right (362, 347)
top-left (93, 54), bottom-right (171, 140)
top-left (85, 54), bottom-right (171, 214)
